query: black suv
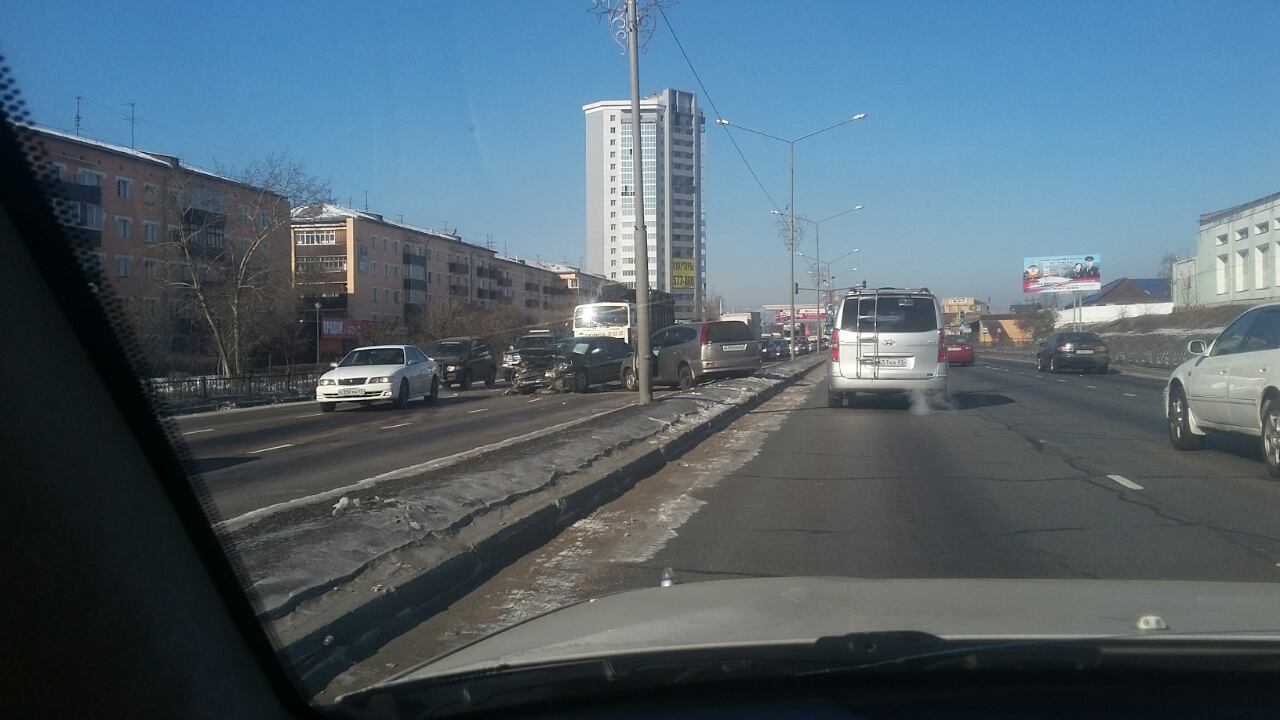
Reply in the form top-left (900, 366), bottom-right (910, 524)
top-left (425, 336), bottom-right (499, 389)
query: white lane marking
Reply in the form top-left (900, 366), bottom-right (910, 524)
top-left (467, 408), bottom-right (489, 414)
top-left (295, 412), bottom-right (323, 418)
top-left (447, 393), bottom-right (459, 398)
top-left (248, 443), bottom-right (295, 454)
top-left (181, 428), bottom-right (214, 435)
top-left (216, 405), bottom-right (633, 533)
top-left (1107, 474), bottom-right (1144, 490)
top-left (381, 422), bottom-right (412, 429)
top-left (527, 398), bottom-right (542, 403)
top-left (1056, 379), bottom-right (1068, 383)
top-left (1086, 385), bottom-right (1097, 389)
top-left (1122, 392), bottom-right (1138, 397)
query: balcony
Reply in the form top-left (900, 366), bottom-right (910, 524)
top-left (402, 278), bottom-right (427, 291)
top-left (402, 252), bottom-right (425, 266)
top-left (300, 294), bottom-right (348, 310)
top-left (524, 282), bottom-right (540, 292)
top-left (497, 276), bottom-right (512, 287)
top-left (448, 262), bottom-right (470, 274)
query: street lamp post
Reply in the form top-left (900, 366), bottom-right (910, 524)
top-left (717, 113), bottom-right (867, 359)
top-left (780, 204), bottom-right (862, 336)
top-left (797, 246), bottom-right (859, 320)
top-left (314, 302), bottom-right (322, 366)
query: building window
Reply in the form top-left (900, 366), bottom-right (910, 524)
top-left (296, 229), bottom-right (338, 245)
top-left (74, 169), bottom-right (103, 187)
top-left (142, 221), bottom-right (158, 244)
top-left (116, 177), bottom-right (131, 199)
top-left (371, 260), bottom-right (380, 276)
top-left (143, 257), bottom-right (158, 278)
top-left (1257, 222), bottom-right (1270, 235)
top-left (393, 290), bottom-right (400, 304)
top-left (115, 216), bottom-right (131, 240)
top-left (296, 255), bottom-right (347, 273)
top-left (144, 297), bottom-right (158, 319)
top-left (1235, 249), bottom-right (1248, 292)
top-left (383, 288), bottom-right (389, 303)
top-left (610, 126), bottom-right (616, 134)
top-left (610, 139), bottom-right (616, 146)
top-left (610, 260), bottom-right (617, 267)
top-left (1237, 228), bottom-right (1250, 241)
top-left (1255, 245), bottom-right (1268, 289)
top-left (372, 287), bottom-right (378, 303)
top-left (1216, 234), bottom-right (1228, 246)
top-left (610, 151), bottom-right (616, 158)
top-left (49, 163), bottom-right (64, 181)
top-left (116, 255), bottom-right (130, 278)
top-left (144, 183), bottom-right (158, 205)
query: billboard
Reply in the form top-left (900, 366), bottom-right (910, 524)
top-left (671, 257), bottom-right (696, 289)
top-left (1022, 254), bottom-right (1102, 294)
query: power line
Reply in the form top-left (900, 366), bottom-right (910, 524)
top-left (656, 4), bottom-right (781, 212)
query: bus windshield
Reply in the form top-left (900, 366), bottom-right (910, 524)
top-left (574, 305), bottom-right (630, 329)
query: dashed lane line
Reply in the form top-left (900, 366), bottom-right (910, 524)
top-left (1086, 385), bottom-right (1097, 389)
top-left (181, 428), bottom-right (214, 435)
top-left (295, 413), bottom-right (323, 418)
top-left (1107, 474), bottom-right (1144, 490)
top-left (248, 443), bottom-right (295, 454)
top-left (1122, 392), bottom-right (1138, 398)
top-left (467, 408), bottom-right (489, 414)
top-left (381, 422), bottom-right (412, 429)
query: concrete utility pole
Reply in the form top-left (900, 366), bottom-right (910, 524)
top-left (626, 0), bottom-right (654, 403)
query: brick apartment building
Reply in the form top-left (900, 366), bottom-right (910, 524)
top-left (291, 204), bottom-right (608, 355)
top-left (18, 123), bottom-right (290, 366)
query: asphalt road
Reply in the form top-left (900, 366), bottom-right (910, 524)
top-left (175, 361), bottom-right (792, 521)
top-left (323, 353), bottom-right (1280, 697)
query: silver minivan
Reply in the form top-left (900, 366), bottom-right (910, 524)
top-left (827, 288), bottom-right (948, 407)
top-left (622, 320), bottom-right (762, 391)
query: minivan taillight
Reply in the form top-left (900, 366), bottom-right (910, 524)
top-left (831, 329), bottom-right (839, 361)
top-left (937, 329), bottom-right (946, 363)
top-left (699, 323), bottom-right (710, 346)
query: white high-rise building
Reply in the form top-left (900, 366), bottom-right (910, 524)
top-left (584, 89), bottom-right (705, 320)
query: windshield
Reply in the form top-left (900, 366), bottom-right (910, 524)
top-left (575, 305), bottom-right (629, 328)
top-left (338, 348), bottom-right (404, 367)
top-left (515, 335), bottom-right (556, 350)
top-left (14, 0), bottom-right (1280, 713)
top-left (425, 341), bottom-right (467, 356)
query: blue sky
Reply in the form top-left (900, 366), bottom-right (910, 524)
top-left (4, 0), bottom-right (1279, 310)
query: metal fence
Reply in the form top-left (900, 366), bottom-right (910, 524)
top-left (147, 370), bottom-right (323, 410)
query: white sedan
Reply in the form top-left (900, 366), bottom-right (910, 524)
top-left (1165, 302), bottom-right (1280, 476)
top-left (316, 345), bottom-right (441, 412)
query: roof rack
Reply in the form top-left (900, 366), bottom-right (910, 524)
top-left (844, 286), bottom-right (933, 296)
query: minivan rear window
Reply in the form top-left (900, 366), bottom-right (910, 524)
top-left (840, 296), bottom-right (938, 333)
top-left (706, 321), bottom-right (755, 342)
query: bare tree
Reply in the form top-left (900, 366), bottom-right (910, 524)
top-left (152, 154), bottom-right (328, 377)
top-left (703, 293), bottom-right (724, 320)
top-left (1014, 306), bottom-right (1057, 341)
top-left (1158, 249), bottom-right (1190, 280)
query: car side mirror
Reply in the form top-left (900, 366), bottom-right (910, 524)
top-left (1188, 340), bottom-right (1207, 355)
top-left (329, 362), bottom-right (338, 368)
top-left (592, 347), bottom-right (604, 354)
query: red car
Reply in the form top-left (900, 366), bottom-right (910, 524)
top-left (945, 336), bottom-right (975, 366)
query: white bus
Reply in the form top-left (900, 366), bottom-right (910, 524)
top-left (573, 302), bottom-right (635, 344)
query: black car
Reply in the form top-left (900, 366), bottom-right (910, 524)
top-left (1037, 331), bottom-right (1110, 373)
top-left (425, 336), bottom-right (499, 389)
top-left (551, 336), bottom-right (633, 392)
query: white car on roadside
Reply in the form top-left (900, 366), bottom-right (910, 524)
top-left (316, 345), bottom-right (440, 412)
top-left (1165, 302), bottom-right (1280, 476)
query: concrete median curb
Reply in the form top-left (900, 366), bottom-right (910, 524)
top-left (226, 356), bottom-right (825, 692)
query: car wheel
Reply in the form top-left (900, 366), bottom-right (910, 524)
top-left (827, 392), bottom-right (843, 408)
top-left (677, 363), bottom-right (695, 391)
top-left (320, 402), bottom-right (336, 413)
top-left (622, 367), bottom-right (638, 391)
top-left (392, 379), bottom-right (409, 409)
top-left (572, 368), bottom-right (589, 393)
top-left (425, 377), bottom-right (439, 405)
top-left (1263, 400), bottom-right (1280, 479)
top-left (485, 366), bottom-right (497, 388)
top-left (1167, 385), bottom-right (1203, 451)
top-left (460, 369), bottom-right (472, 390)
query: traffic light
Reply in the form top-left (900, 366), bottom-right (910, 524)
top-left (859, 280), bottom-right (867, 289)
top-left (794, 282), bottom-right (800, 296)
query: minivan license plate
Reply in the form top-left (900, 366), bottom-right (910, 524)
top-left (1076, 349), bottom-right (1094, 354)
top-left (866, 358), bottom-right (907, 367)
top-left (721, 344), bottom-right (747, 351)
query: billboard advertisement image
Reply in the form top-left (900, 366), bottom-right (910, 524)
top-left (1022, 254), bottom-right (1102, 293)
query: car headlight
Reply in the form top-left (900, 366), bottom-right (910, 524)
top-left (318, 379), bottom-right (335, 386)
top-left (446, 364), bottom-right (457, 372)
top-left (368, 376), bottom-right (393, 384)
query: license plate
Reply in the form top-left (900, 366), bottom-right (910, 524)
top-left (341, 387), bottom-right (362, 396)
top-left (721, 344), bottom-right (747, 352)
top-left (865, 358), bottom-right (907, 367)
top-left (1076, 349), bottom-right (1094, 355)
